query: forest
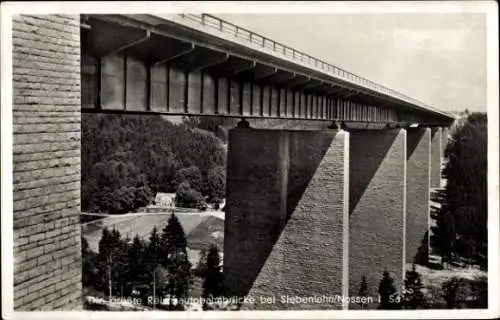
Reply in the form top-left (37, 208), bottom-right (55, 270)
top-left (81, 114), bottom-right (228, 215)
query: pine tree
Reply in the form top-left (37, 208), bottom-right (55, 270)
top-left (146, 226), bottom-right (162, 280)
top-left (378, 270), bottom-right (399, 309)
top-left (160, 214), bottom-right (192, 310)
top-left (401, 264), bottom-right (426, 309)
top-left (194, 248), bottom-right (207, 278)
top-left (128, 234), bottom-right (148, 290)
top-left (430, 189), bottom-right (455, 267)
top-left (82, 236), bottom-right (97, 287)
top-left (202, 245), bottom-right (224, 310)
top-left (358, 275), bottom-right (368, 309)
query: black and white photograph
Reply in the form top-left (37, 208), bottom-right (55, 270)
top-left (1, 1), bottom-right (498, 319)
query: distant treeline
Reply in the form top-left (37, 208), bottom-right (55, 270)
top-left (82, 114), bottom-right (226, 214)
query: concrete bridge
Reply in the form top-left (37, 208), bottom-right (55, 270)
top-left (12, 14), bottom-right (454, 310)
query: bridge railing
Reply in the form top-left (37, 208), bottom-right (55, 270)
top-left (178, 13), bottom-right (446, 116)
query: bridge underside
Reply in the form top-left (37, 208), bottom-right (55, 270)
top-left (81, 14), bottom-right (453, 127)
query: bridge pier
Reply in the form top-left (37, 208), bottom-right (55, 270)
top-left (348, 129), bottom-right (406, 309)
top-left (405, 128), bottom-right (431, 266)
top-left (224, 128), bottom-right (349, 310)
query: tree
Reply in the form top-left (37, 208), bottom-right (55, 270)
top-left (206, 165), bottom-right (226, 203)
top-left (202, 245), bottom-right (224, 310)
top-left (175, 181), bottom-right (204, 208)
top-left (175, 166), bottom-right (203, 192)
top-left (430, 189), bottom-right (455, 267)
top-left (431, 113), bottom-right (487, 269)
top-left (401, 264), bottom-right (426, 309)
top-left (160, 214), bottom-right (192, 310)
top-left (194, 248), bottom-right (207, 278)
top-left (145, 226), bottom-right (162, 278)
top-left (95, 227), bottom-right (129, 296)
top-left (358, 275), bottom-right (368, 310)
top-left (128, 235), bottom-right (148, 292)
top-left (378, 270), bottom-right (399, 309)
top-left (82, 236), bottom-right (97, 287)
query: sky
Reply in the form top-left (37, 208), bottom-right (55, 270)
top-left (216, 13), bottom-right (487, 113)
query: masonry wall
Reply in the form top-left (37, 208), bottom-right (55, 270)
top-left (224, 129), bottom-right (348, 310)
top-left (12, 14), bottom-right (82, 310)
top-left (348, 129), bottom-right (406, 309)
top-left (405, 128), bottom-right (431, 264)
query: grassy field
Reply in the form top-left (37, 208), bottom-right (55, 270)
top-left (82, 211), bottom-right (225, 267)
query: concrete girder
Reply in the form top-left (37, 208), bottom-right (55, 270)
top-left (126, 33), bottom-right (195, 66)
top-left (232, 63), bottom-right (278, 82)
top-left (165, 46), bottom-right (229, 73)
top-left (277, 74), bottom-right (310, 89)
top-left (255, 69), bottom-right (296, 86)
top-left (212, 60), bottom-right (257, 78)
top-left (82, 16), bottom-right (152, 58)
top-left (291, 78), bottom-right (322, 91)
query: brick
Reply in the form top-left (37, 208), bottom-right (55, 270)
top-left (14, 173), bottom-right (79, 192)
top-left (14, 96), bottom-right (80, 106)
top-left (13, 166), bottom-right (80, 184)
top-left (13, 73), bottom-right (81, 86)
top-left (12, 30), bottom-right (80, 49)
top-left (14, 123), bottom-right (80, 134)
top-left (13, 200), bottom-right (79, 220)
top-left (28, 232), bottom-right (45, 242)
top-left (14, 132), bottom-right (80, 145)
top-left (16, 258), bottom-right (38, 273)
top-left (14, 181), bottom-right (80, 201)
top-left (13, 141), bottom-right (80, 155)
top-left (13, 189), bottom-right (80, 211)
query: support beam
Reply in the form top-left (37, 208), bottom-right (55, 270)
top-left (224, 129), bottom-right (349, 310)
top-left (348, 129), bottom-right (406, 309)
top-left (406, 128), bottom-right (431, 265)
top-left (217, 60), bottom-right (257, 78)
top-left (152, 43), bottom-right (196, 66)
top-left (293, 79), bottom-right (322, 92)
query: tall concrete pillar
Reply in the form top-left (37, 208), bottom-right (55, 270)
top-left (12, 15), bottom-right (82, 310)
top-left (430, 127), bottom-right (442, 188)
top-left (348, 129), bottom-right (406, 309)
top-left (405, 128), bottom-right (431, 265)
top-left (224, 128), bottom-right (349, 310)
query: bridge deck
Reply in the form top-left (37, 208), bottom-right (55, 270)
top-left (80, 14), bottom-right (454, 126)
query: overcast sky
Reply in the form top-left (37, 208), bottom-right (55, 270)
top-left (216, 13), bottom-right (487, 113)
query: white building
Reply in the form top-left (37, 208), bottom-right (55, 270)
top-left (151, 192), bottom-right (176, 208)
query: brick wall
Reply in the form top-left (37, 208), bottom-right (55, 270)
top-left (12, 14), bottom-right (82, 310)
top-left (224, 129), bottom-right (348, 310)
top-left (405, 128), bottom-right (431, 264)
top-left (348, 129), bottom-right (406, 309)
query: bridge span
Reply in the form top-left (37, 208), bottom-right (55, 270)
top-left (12, 14), bottom-right (454, 311)
top-left (81, 14), bottom-right (454, 127)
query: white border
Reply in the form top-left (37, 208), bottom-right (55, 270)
top-left (1, 1), bottom-right (499, 319)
